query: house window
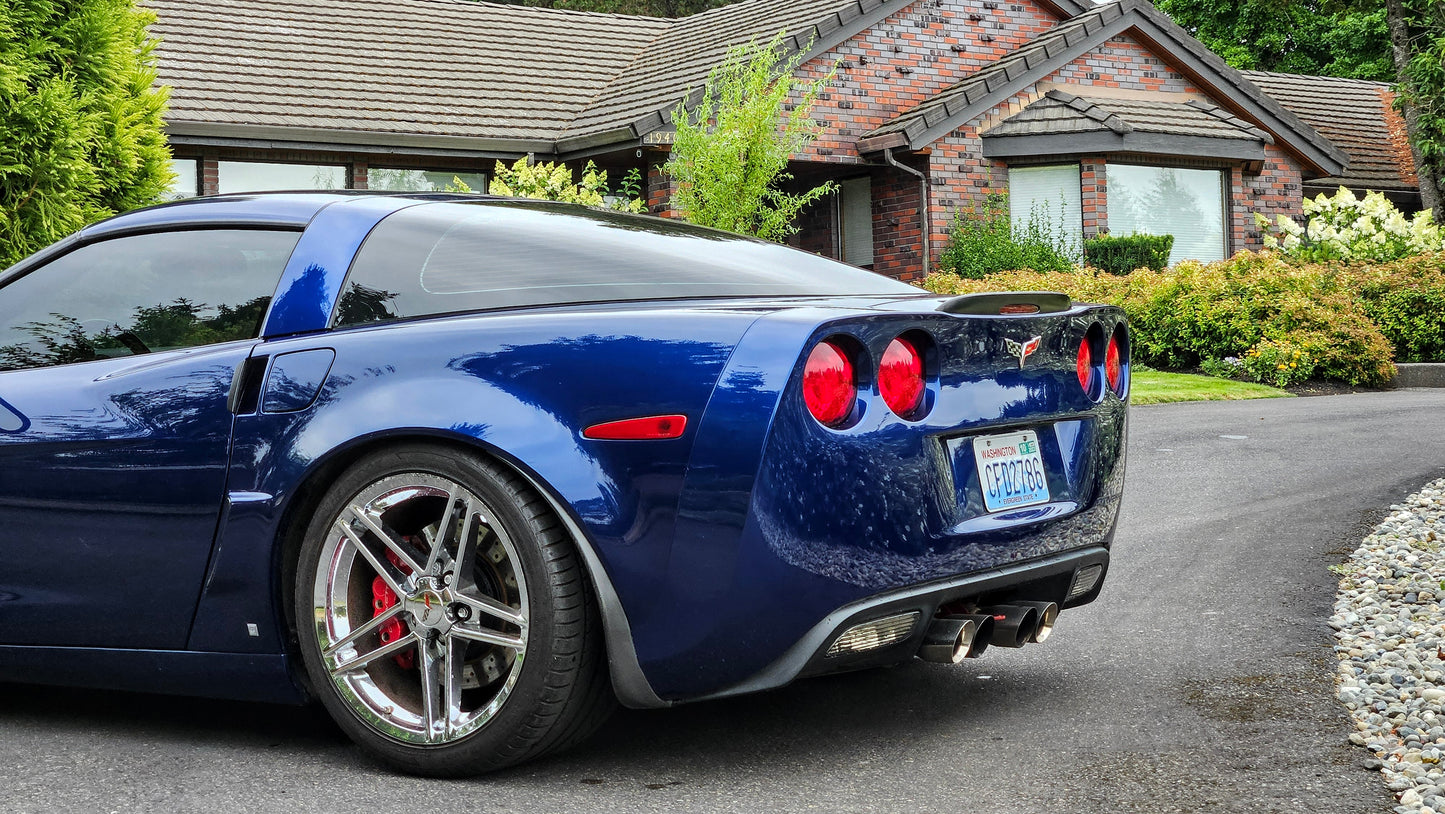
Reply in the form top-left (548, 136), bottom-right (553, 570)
top-left (839, 177), bottom-right (873, 266)
top-left (165, 158), bottom-right (200, 200)
top-left (1106, 164), bottom-right (1225, 263)
top-left (216, 161), bottom-right (347, 194)
top-left (1008, 164), bottom-right (1083, 257)
top-left (369, 168), bottom-right (488, 194)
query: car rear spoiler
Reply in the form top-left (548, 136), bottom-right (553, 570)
top-left (935, 291), bottom-right (1072, 316)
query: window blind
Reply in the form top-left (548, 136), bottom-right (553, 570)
top-left (840, 177), bottom-right (874, 266)
top-left (1008, 164), bottom-right (1083, 257)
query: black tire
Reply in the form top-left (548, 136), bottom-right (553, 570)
top-left (293, 443), bottom-right (614, 776)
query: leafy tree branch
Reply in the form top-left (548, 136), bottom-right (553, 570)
top-left (665, 32), bottom-right (837, 241)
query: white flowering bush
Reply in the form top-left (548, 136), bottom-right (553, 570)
top-left (1254, 187), bottom-right (1445, 262)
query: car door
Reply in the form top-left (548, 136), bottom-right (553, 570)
top-left (0, 227), bottom-right (301, 649)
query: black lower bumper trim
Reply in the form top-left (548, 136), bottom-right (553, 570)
top-left (684, 546), bottom-right (1109, 704)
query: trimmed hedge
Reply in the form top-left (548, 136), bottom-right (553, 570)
top-left (923, 251), bottom-right (1445, 387)
top-left (1083, 234), bottom-right (1174, 275)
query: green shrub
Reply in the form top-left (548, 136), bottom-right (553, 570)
top-left (1, 0), bottom-right (174, 267)
top-left (1083, 233), bottom-right (1174, 274)
top-left (922, 251), bottom-right (1399, 387)
top-left (937, 194), bottom-right (1075, 278)
top-left (1338, 254), bottom-right (1445, 362)
top-left (1240, 338), bottom-right (1315, 387)
top-left (490, 158), bottom-right (645, 212)
top-left (666, 32), bottom-right (836, 241)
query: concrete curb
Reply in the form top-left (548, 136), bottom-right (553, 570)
top-left (1392, 363), bottom-right (1445, 388)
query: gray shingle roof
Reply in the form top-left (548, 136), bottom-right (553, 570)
top-left (1243, 70), bottom-right (1418, 194)
top-left (150, 0), bottom-right (911, 154)
top-left (150, 0), bottom-right (670, 145)
top-left (562, 0), bottom-right (910, 146)
top-left (149, 0), bottom-right (1357, 180)
top-left (983, 90), bottom-right (1272, 142)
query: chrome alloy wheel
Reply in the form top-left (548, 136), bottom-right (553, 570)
top-left (312, 472), bottom-right (529, 745)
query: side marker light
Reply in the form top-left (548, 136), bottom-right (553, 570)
top-left (583, 414), bottom-right (688, 440)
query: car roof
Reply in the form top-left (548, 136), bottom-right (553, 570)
top-left (80, 191), bottom-right (451, 239)
top-left (3, 192), bottom-right (505, 279)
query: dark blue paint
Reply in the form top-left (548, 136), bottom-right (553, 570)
top-left (0, 194), bottom-right (1127, 707)
top-left (262, 197), bottom-right (420, 337)
top-left (0, 395), bottom-right (30, 433)
top-left (0, 645), bottom-right (300, 704)
top-left (630, 310), bottom-right (1128, 697)
top-left (263, 348), bottom-right (335, 413)
top-left (0, 341), bottom-right (251, 649)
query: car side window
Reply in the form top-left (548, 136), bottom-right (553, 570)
top-left (0, 229), bottom-right (300, 372)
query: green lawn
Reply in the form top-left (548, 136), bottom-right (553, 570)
top-left (1130, 369), bottom-right (1292, 405)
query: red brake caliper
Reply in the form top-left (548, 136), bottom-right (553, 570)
top-left (372, 545), bottom-right (416, 670)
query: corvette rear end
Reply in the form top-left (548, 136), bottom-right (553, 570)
top-left (619, 292), bottom-right (1128, 702)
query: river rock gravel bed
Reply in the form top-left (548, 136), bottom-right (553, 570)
top-left (1334, 478), bottom-right (1445, 814)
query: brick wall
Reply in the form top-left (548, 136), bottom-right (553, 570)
top-left (1232, 145), bottom-right (1303, 252)
top-left (794, 0), bottom-right (1059, 167)
top-left (645, 160), bottom-right (676, 216)
top-left (1050, 35), bottom-right (1199, 94)
top-left (872, 158), bottom-right (929, 281)
top-left (778, 10), bottom-right (1248, 277)
top-left (913, 30), bottom-right (1304, 275)
top-left (792, 195), bottom-right (837, 257)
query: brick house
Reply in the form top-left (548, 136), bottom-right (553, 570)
top-left (150, 0), bottom-right (1414, 281)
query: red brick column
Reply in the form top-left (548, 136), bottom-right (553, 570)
top-left (872, 160), bottom-right (927, 281)
top-left (645, 161), bottom-right (677, 217)
top-left (1233, 147), bottom-right (1303, 254)
top-left (352, 162), bottom-right (369, 190)
top-left (200, 156), bottom-right (219, 196)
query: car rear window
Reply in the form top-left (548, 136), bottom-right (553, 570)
top-left (333, 200), bottom-right (921, 327)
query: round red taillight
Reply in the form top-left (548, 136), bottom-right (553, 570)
top-left (1105, 334), bottom-right (1122, 392)
top-left (1076, 338), bottom-right (1094, 392)
top-left (803, 340), bottom-right (856, 427)
top-left (879, 336), bottom-right (925, 417)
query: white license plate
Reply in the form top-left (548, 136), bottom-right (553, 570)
top-left (972, 430), bottom-right (1050, 513)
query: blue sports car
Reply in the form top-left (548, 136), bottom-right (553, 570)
top-left (0, 193), bottom-right (1127, 775)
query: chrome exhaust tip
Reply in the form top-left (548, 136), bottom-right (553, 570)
top-left (984, 605), bottom-right (1040, 648)
top-left (1017, 601), bottom-right (1060, 643)
top-left (961, 614), bottom-right (994, 658)
top-left (919, 616), bottom-right (975, 664)
top-left (919, 614), bottom-right (996, 663)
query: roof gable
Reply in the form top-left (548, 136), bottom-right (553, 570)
top-left (857, 0), bottom-right (1347, 177)
top-left (980, 89), bottom-right (1273, 162)
top-left (986, 89), bottom-right (1272, 142)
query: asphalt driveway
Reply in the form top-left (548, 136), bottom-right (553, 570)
top-left (5, 389), bottom-right (1445, 813)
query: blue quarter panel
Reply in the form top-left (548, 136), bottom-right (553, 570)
top-left (187, 309), bottom-right (758, 653)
